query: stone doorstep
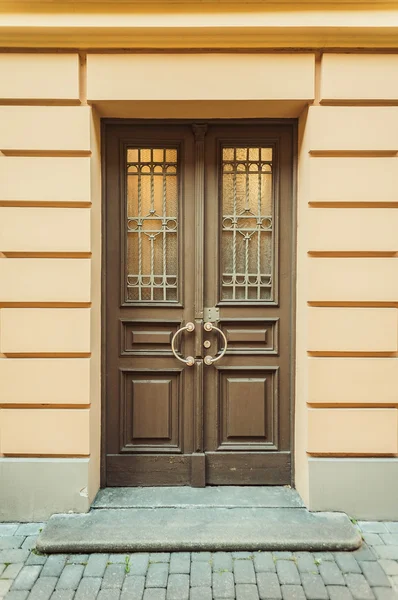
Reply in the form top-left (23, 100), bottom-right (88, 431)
top-left (36, 507), bottom-right (361, 554)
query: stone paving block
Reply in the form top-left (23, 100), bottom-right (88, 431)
top-left (212, 571), bottom-right (235, 599)
top-left (2, 563), bottom-right (24, 579)
top-left (300, 572), bottom-right (328, 600)
top-left (191, 553), bottom-right (211, 563)
top-left (146, 563), bottom-right (169, 588)
top-left (389, 575), bottom-right (398, 589)
top-left (327, 586), bottom-right (354, 600)
top-left (276, 560), bottom-right (301, 585)
top-left (0, 580), bottom-right (13, 597)
top-left (108, 555), bottom-right (129, 565)
top-left (345, 574), bottom-right (375, 600)
top-left (273, 552), bottom-right (293, 560)
top-left (354, 545), bottom-right (377, 562)
top-left (101, 565), bottom-right (125, 590)
top-left (121, 575), bottom-right (145, 600)
top-left (233, 553), bottom-right (253, 560)
top-left (129, 554), bottom-right (149, 577)
top-left (75, 576), bottom-right (102, 600)
top-left (56, 564), bottom-right (84, 590)
top-left (12, 566), bottom-right (42, 590)
top-left (0, 550), bottom-right (30, 564)
top-left (375, 548), bottom-right (398, 561)
top-left (49, 591), bottom-right (75, 600)
top-left (361, 562), bottom-right (391, 587)
top-left (381, 536), bottom-right (398, 546)
top-left (212, 553), bottom-right (233, 572)
top-left (281, 585), bottom-right (306, 600)
top-left (359, 524), bottom-right (389, 534)
top-left (21, 537), bottom-right (38, 552)
top-left (169, 553), bottom-right (190, 574)
top-left (26, 552), bottom-right (48, 566)
top-left (379, 560), bottom-right (398, 576)
top-left (189, 587), bottom-right (212, 600)
top-left (41, 556), bottom-right (67, 578)
top-left (166, 573), bottom-right (189, 600)
top-left (0, 524), bottom-right (19, 537)
top-left (149, 555), bottom-right (170, 564)
top-left (364, 534), bottom-right (384, 547)
top-left (84, 554), bottom-right (109, 578)
top-left (256, 572), bottom-right (282, 600)
top-left (4, 591), bottom-right (29, 600)
top-left (143, 590), bottom-right (165, 600)
top-left (319, 561), bottom-right (345, 585)
top-left (295, 552), bottom-right (318, 574)
top-left (15, 525), bottom-right (44, 537)
top-left (190, 561), bottom-right (211, 587)
top-left (236, 584), bottom-right (260, 600)
top-left (314, 552), bottom-right (335, 561)
top-left (97, 590), bottom-right (121, 600)
top-left (385, 524), bottom-right (398, 534)
top-left (0, 537), bottom-right (24, 550)
top-left (253, 552), bottom-right (275, 573)
top-left (28, 577), bottom-right (57, 600)
top-left (67, 555), bottom-right (89, 565)
top-left (233, 559), bottom-right (256, 584)
top-left (373, 588), bottom-right (398, 600)
top-left (334, 553), bottom-right (362, 574)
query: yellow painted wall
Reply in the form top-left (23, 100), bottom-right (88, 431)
top-left (1, 45), bottom-right (398, 510)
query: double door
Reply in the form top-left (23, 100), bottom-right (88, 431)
top-left (104, 121), bottom-right (294, 486)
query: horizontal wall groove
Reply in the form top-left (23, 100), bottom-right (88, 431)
top-left (308, 352), bottom-right (398, 358)
top-left (0, 454), bottom-right (90, 458)
top-left (309, 151), bottom-right (398, 157)
top-left (308, 251), bottom-right (398, 258)
top-left (0, 150), bottom-right (92, 158)
top-left (0, 99), bottom-right (82, 106)
top-left (1, 353), bottom-right (92, 358)
top-left (308, 301), bottom-right (398, 308)
top-left (307, 453), bottom-right (397, 458)
top-left (320, 100), bottom-right (398, 107)
top-left (0, 252), bottom-right (92, 259)
top-left (309, 202), bottom-right (398, 209)
top-left (0, 302), bottom-right (92, 308)
top-left (0, 201), bottom-right (92, 208)
top-left (307, 403), bottom-right (398, 409)
top-left (0, 404), bottom-right (91, 409)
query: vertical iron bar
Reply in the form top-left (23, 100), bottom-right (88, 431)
top-left (232, 147), bottom-right (237, 301)
top-left (138, 153), bottom-right (142, 302)
top-left (245, 147), bottom-right (250, 211)
top-left (162, 159), bottom-right (167, 301)
top-left (257, 149), bottom-right (262, 300)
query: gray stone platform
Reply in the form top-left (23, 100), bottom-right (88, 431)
top-left (36, 488), bottom-right (361, 553)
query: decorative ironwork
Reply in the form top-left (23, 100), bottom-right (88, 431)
top-left (221, 147), bottom-right (274, 301)
top-left (126, 148), bottom-right (179, 302)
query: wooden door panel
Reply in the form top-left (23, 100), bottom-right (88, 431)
top-left (220, 318), bottom-right (279, 354)
top-left (120, 370), bottom-right (183, 452)
top-left (218, 367), bottom-right (278, 450)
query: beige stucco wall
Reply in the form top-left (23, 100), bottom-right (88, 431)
top-left (1, 45), bottom-right (398, 519)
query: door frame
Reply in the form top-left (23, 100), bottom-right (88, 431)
top-left (100, 118), bottom-right (297, 488)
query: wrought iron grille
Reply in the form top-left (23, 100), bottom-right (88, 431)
top-left (221, 147), bottom-right (274, 301)
top-left (126, 148), bottom-right (179, 302)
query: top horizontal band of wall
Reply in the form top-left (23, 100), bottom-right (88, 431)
top-left (321, 54), bottom-right (398, 102)
top-left (86, 54), bottom-right (315, 101)
top-left (0, 54), bottom-right (79, 101)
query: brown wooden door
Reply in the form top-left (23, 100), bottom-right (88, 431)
top-left (103, 121), bottom-right (294, 487)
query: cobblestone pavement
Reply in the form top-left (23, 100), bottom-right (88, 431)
top-left (1, 521), bottom-right (398, 600)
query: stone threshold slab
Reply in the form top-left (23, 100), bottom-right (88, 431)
top-left (92, 486), bottom-right (304, 509)
top-left (37, 507), bottom-right (361, 553)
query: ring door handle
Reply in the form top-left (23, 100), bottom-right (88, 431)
top-left (203, 322), bottom-right (228, 365)
top-left (171, 322), bottom-right (195, 367)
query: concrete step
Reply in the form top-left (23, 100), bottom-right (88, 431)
top-left (37, 487), bottom-right (361, 553)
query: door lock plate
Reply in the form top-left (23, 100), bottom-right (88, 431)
top-left (204, 306), bottom-right (220, 322)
